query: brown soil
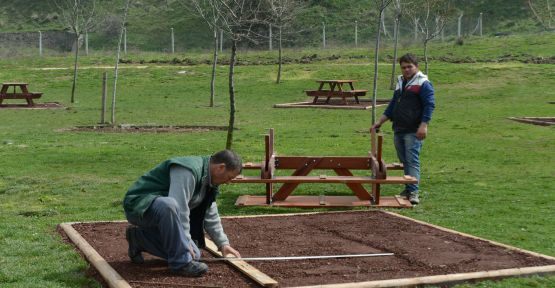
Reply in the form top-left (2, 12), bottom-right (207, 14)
top-left (65, 222), bottom-right (259, 288)
top-left (65, 211), bottom-right (555, 287)
top-left (62, 124), bottom-right (229, 133)
top-left (0, 102), bottom-right (65, 109)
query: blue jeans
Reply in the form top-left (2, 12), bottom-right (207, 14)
top-left (125, 197), bottom-right (200, 271)
top-left (393, 132), bottom-right (422, 194)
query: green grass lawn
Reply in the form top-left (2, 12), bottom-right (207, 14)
top-left (0, 35), bottom-right (554, 287)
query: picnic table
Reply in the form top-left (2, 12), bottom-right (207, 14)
top-left (305, 80), bottom-right (368, 104)
top-left (0, 83), bottom-right (43, 106)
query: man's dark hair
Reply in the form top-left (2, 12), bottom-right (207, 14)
top-left (399, 53), bottom-right (418, 66)
top-left (211, 150), bottom-right (243, 172)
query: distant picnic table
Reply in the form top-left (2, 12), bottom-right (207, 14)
top-left (305, 80), bottom-right (368, 104)
top-left (0, 83), bottom-right (43, 106)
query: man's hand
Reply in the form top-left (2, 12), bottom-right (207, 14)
top-left (416, 123), bottom-right (428, 140)
top-left (221, 244), bottom-right (241, 258)
top-left (372, 115), bottom-right (389, 132)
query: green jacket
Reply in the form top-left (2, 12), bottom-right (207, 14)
top-left (123, 156), bottom-right (217, 219)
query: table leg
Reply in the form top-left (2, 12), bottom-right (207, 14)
top-left (355, 96), bottom-right (360, 104)
top-left (20, 85), bottom-right (29, 94)
top-left (326, 82), bottom-right (335, 104)
top-left (313, 96), bottom-right (319, 104)
top-left (0, 85), bottom-right (7, 94)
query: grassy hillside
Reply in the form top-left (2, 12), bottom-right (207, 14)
top-left (0, 0), bottom-right (542, 51)
top-left (0, 33), bottom-right (554, 287)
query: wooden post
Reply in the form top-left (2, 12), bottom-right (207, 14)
top-left (220, 29), bottom-right (224, 52)
top-left (479, 12), bottom-right (483, 36)
top-left (264, 133), bottom-right (272, 204)
top-left (123, 27), bottom-right (127, 55)
top-left (269, 25), bottom-right (273, 51)
top-left (414, 18), bottom-right (419, 41)
top-left (171, 27), bottom-right (175, 54)
top-left (38, 30), bottom-right (42, 57)
top-left (101, 72), bottom-right (107, 124)
top-left (355, 21), bottom-right (358, 48)
top-left (85, 31), bottom-right (89, 55)
top-left (322, 22), bottom-right (326, 49)
top-left (457, 13), bottom-right (463, 38)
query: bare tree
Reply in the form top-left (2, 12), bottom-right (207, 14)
top-left (55, 0), bottom-right (97, 103)
top-left (389, 0), bottom-right (402, 90)
top-left (111, 0), bottom-right (131, 125)
top-left (528, 0), bottom-right (555, 30)
top-left (266, 0), bottom-right (303, 84)
top-left (371, 0), bottom-right (393, 125)
top-left (190, 0), bottom-right (222, 107)
top-left (196, 0), bottom-right (265, 149)
top-left (407, 0), bottom-right (452, 75)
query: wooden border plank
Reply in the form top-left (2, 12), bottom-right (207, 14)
top-left (59, 223), bottom-right (132, 288)
top-left (204, 238), bottom-right (278, 288)
top-left (293, 265), bottom-right (555, 288)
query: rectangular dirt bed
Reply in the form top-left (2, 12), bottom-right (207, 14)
top-left (64, 211), bottom-right (555, 287)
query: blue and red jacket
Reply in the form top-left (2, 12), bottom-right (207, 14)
top-left (384, 71), bottom-right (435, 133)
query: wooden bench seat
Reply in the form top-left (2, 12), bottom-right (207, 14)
top-left (242, 162), bottom-right (263, 170)
top-left (232, 175), bottom-right (417, 184)
top-left (0, 92), bottom-right (43, 99)
top-left (0, 92), bottom-right (43, 106)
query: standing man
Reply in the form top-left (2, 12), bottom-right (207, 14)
top-left (371, 53), bottom-right (435, 205)
top-left (123, 150), bottom-right (243, 277)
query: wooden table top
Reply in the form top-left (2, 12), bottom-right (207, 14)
top-left (2, 83), bottom-right (29, 86)
top-left (316, 80), bottom-right (358, 83)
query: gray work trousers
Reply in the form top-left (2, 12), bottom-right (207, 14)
top-left (125, 197), bottom-right (201, 271)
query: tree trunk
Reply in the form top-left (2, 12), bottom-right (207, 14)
top-left (70, 34), bottom-right (79, 103)
top-left (210, 28), bottom-right (218, 107)
top-left (226, 39), bottom-right (237, 150)
top-left (111, 0), bottom-right (131, 125)
top-left (276, 27), bottom-right (282, 84)
top-left (424, 40), bottom-right (429, 75)
top-left (372, 10), bottom-right (383, 125)
top-left (389, 16), bottom-right (400, 90)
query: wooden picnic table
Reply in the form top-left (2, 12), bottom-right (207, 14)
top-left (0, 83), bottom-right (43, 106)
top-left (305, 79), bottom-right (368, 104)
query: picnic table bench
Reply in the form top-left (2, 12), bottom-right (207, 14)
top-left (0, 83), bottom-right (43, 106)
top-left (305, 80), bottom-right (368, 104)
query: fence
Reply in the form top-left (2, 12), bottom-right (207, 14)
top-left (0, 12), bottom-right (487, 58)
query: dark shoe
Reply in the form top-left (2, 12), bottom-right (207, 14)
top-left (408, 193), bottom-right (420, 205)
top-left (172, 261), bottom-right (209, 277)
top-left (125, 226), bottom-right (144, 264)
top-left (399, 189), bottom-right (410, 199)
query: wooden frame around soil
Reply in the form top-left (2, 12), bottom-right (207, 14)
top-left (59, 211), bottom-right (555, 288)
